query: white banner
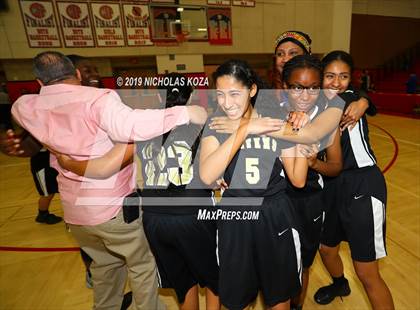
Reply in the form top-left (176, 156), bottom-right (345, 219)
top-left (122, 4), bottom-right (153, 46)
top-left (91, 2), bottom-right (125, 47)
top-left (56, 1), bottom-right (95, 47)
top-left (19, 0), bottom-right (62, 48)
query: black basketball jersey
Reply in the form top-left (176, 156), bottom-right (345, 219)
top-left (339, 89), bottom-right (376, 171)
top-left (279, 96), bottom-right (329, 196)
top-left (137, 124), bottom-right (212, 213)
top-left (202, 111), bottom-right (288, 199)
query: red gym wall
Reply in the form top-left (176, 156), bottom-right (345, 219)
top-left (350, 14), bottom-right (420, 69)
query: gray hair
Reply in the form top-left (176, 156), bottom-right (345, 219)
top-left (33, 51), bottom-right (76, 85)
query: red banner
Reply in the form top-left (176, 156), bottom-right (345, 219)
top-left (207, 8), bottom-right (232, 45)
top-left (151, 6), bottom-right (177, 44)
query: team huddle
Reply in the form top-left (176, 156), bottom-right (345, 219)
top-left (8, 30), bottom-right (394, 310)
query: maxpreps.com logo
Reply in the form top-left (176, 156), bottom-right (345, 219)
top-left (197, 209), bottom-right (259, 221)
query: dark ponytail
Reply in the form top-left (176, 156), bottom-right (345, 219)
top-left (213, 59), bottom-right (268, 106)
top-left (158, 72), bottom-right (193, 108)
top-left (150, 73), bottom-right (200, 183)
top-left (322, 50), bottom-right (354, 73)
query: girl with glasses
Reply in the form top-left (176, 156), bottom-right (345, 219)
top-left (280, 54), bottom-right (343, 310)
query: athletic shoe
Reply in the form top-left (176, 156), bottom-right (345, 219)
top-left (35, 212), bottom-right (63, 224)
top-left (314, 278), bottom-right (351, 304)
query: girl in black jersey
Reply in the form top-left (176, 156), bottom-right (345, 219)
top-left (280, 55), bottom-right (343, 310)
top-left (200, 59), bottom-right (308, 310)
top-left (138, 74), bottom-right (219, 310)
top-left (272, 30), bottom-right (375, 131)
top-left (314, 51), bottom-right (394, 309)
top-left (54, 74), bottom-right (220, 310)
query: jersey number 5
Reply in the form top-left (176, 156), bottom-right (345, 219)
top-left (245, 158), bottom-right (260, 184)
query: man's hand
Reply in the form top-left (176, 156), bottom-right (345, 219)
top-left (0, 129), bottom-right (42, 157)
top-left (186, 105), bottom-right (208, 125)
top-left (0, 129), bottom-right (25, 156)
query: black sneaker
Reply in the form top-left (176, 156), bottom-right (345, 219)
top-left (35, 212), bottom-right (63, 224)
top-left (314, 278), bottom-right (351, 305)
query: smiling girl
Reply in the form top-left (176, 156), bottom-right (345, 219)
top-left (314, 51), bottom-right (394, 310)
top-left (280, 55), bottom-right (343, 310)
top-left (200, 59), bottom-right (305, 310)
top-left (272, 31), bottom-right (376, 131)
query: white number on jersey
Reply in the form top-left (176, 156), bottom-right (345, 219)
top-left (245, 157), bottom-right (260, 184)
top-left (142, 141), bottom-right (193, 187)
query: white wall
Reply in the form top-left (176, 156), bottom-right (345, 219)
top-left (0, 0), bottom-right (353, 59)
top-left (156, 54), bottom-right (204, 74)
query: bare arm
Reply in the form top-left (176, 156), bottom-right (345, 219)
top-left (200, 115), bottom-right (284, 185)
top-left (199, 122), bottom-right (250, 186)
top-left (54, 143), bottom-right (134, 179)
top-left (358, 90), bottom-right (377, 116)
top-left (306, 129), bottom-right (342, 177)
top-left (268, 107), bottom-right (343, 144)
top-left (281, 146), bottom-right (309, 188)
top-left (340, 97), bottom-right (371, 130)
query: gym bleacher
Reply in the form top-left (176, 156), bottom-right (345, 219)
top-left (353, 46), bottom-right (420, 118)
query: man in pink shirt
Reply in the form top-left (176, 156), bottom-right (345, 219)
top-left (11, 51), bottom-right (207, 310)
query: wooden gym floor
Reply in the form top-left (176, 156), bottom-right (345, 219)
top-left (0, 113), bottom-right (419, 310)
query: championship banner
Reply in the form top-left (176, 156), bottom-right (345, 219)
top-left (122, 3), bottom-right (153, 46)
top-left (232, 0), bottom-right (255, 7)
top-left (150, 0), bottom-right (176, 3)
top-left (19, 0), bottom-right (62, 48)
top-left (207, 0), bottom-right (231, 6)
top-left (91, 2), bottom-right (125, 47)
top-left (56, 1), bottom-right (95, 47)
top-left (207, 8), bottom-right (232, 45)
top-left (151, 6), bottom-right (177, 42)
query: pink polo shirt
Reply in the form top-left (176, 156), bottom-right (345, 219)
top-left (12, 84), bottom-right (190, 225)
